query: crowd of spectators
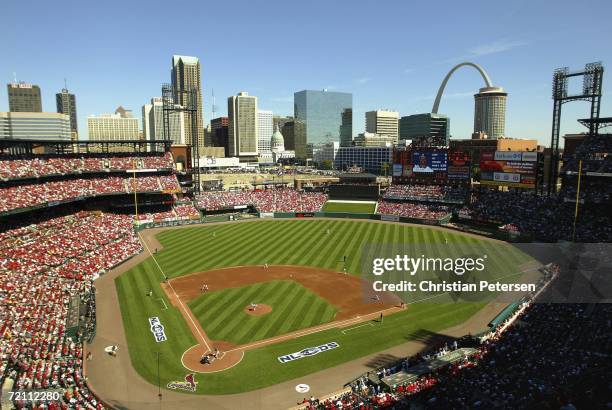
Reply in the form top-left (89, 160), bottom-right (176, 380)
top-left (1, 211), bottom-right (143, 409)
top-left (0, 175), bottom-right (182, 213)
top-left (0, 152), bottom-right (174, 181)
top-left (135, 204), bottom-right (200, 221)
top-left (376, 200), bottom-right (451, 220)
top-left (196, 189), bottom-right (327, 212)
top-left (337, 264), bottom-right (610, 409)
top-left (460, 190), bottom-right (612, 242)
top-left (383, 184), bottom-right (467, 204)
top-left (561, 133), bottom-right (612, 173)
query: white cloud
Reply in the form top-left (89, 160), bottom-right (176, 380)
top-left (356, 77), bottom-right (370, 84)
top-left (468, 39), bottom-right (526, 56)
top-left (440, 38), bottom-right (527, 64)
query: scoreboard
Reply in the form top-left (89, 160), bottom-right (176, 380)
top-left (392, 147), bottom-right (471, 183)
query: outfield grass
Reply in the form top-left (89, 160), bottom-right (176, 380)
top-left (116, 219), bottom-right (531, 394)
top-left (322, 201), bottom-right (377, 213)
top-left (187, 280), bottom-right (337, 345)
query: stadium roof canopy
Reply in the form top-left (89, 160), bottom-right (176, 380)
top-left (578, 117), bottom-right (612, 130)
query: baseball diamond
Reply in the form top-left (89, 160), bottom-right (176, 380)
top-left (111, 219), bottom-right (533, 395)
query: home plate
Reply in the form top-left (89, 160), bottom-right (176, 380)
top-left (295, 383), bottom-right (310, 393)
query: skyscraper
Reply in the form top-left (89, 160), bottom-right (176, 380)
top-left (0, 112), bottom-right (70, 140)
top-left (142, 98), bottom-right (185, 144)
top-left (7, 82), bottom-right (42, 112)
top-left (56, 88), bottom-right (78, 141)
top-left (257, 110), bottom-right (273, 154)
top-left (228, 92), bottom-right (258, 157)
top-left (88, 107), bottom-right (139, 143)
top-left (365, 109), bottom-right (399, 141)
top-left (294, 90), bottom-right (352, 158)
top-left (211, 117), bottom-right (229, 156)
top-left (473, 87), bottom-right (507, 139)
top-left (171, 55), bottom-right (204, 150)
top-left (399, 113), bottom-right (450, 145)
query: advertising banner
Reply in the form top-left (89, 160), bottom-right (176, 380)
top-left (448, 151), bottom-right (471, 179)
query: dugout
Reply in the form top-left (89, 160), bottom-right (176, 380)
top-left (328, 173), bottom-right (380, 200)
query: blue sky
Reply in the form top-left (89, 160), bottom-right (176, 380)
top-left (1, 0), bottom-right (611, 144)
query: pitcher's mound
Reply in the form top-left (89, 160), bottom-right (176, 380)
top-left (244, 303), bottom-right (272, 316)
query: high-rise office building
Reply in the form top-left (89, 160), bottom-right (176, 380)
top-left (142, 98), bottom-right (185, 144)
top-left (474, 87), bottom-right (507, 139)
top-left (399, 113), bottom-right (450, 144)
top-left (211, 117), bottom-right (229, 156)
top-left (294, 90), bottom-right (352, 158)
top-left (257, 110), bottom-right (273, 154)
top-left (353, 132), bottom-right (397, 147)
top-left (7, 82), bottom-right (42, 112)
top-left (341, 108), bottom-right (353, 147)
top-left (365, 109), bottom-right (399, 141)
top-left (228, 92), bottom-right (258, 157)
top-left (171, 55), bottom-right (204, 150)
top-left (56, 88), bottom-right (78, 141)
top-left (0, 112), bottom-right (70, 140)
top-left (88, 107), bottom-right (139, 142)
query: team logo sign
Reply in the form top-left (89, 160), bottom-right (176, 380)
top-left (167, 373), bottom-right (198, 392)
top-left (278, 342), bottom-right (339, 363)
top-left (148, 317), bottom-right (167, 342)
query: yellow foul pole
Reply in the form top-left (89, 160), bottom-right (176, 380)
top-left (133, 159), bottom-right (138, 223)
top-left (572, 160), bottom-right (582, 242)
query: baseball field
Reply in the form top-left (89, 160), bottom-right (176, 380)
top-left (115, 219), bottom-right (532, 394)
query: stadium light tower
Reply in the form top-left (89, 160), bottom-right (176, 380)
top-left (547, 62), bottom-right (603, 195)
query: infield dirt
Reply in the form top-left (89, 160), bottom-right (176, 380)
top-left (161, 265), bottom-right (403, 372)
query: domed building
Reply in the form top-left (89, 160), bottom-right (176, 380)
top-left (270, 124), bottom-right (285, 152)
top-left (269, 124), bottom-right (295, 163)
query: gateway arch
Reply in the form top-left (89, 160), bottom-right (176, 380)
top-left (432, 62), bottom-right (493, 114)
top-left (431, 62), bottom-right (506, 138)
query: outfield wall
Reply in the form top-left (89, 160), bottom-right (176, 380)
top-left (133, 209), bottom-right (454, 231)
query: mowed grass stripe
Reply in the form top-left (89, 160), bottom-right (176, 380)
top-left (313, 220), bottom-right (364, 269)
top-left (260, 285), bottom-right (309, 340)
top-left (207, 282), bottom-right (276, 338)
top-left (272, 221), bottom-right (323, 265)
top-left (227, 281), bottom-right (291, 342)
top-left (299, 220), bottom-right (344, 268)
top-left (252, 283), bottom-right (305, 341)
top-left (173, 222), bottom-right (280, 273)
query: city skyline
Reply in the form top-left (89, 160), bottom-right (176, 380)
top-left (1, 0), bottom-right (611, 144)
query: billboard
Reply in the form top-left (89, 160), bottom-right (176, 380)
top-left (447, 151), bottom-right (471, 179)
top-left (480, 151), bottom-right (538, 188)
top-left (411, 151), bottom-right (447, 173)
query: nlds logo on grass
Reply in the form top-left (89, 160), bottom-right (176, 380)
top-left (278, 342), bottom-right (339, 363)
top-left (148, 317), bottom-right (167, 343)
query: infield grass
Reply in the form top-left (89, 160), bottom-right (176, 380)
top-left (188, 280), bottom-right (337, 344)
top-left (116, 219), bottom-right (532, 394)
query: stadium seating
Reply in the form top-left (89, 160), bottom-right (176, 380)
top-left (0, 212), bottom-right (142, 409)
top-left (0, 175), bottom-right (182, 213)
top-left (383, 184), bottom-right (467, 204)
top-left (460, 191), bottom-right (612, 242)
top-left (376, 200), bottom-right (451, 220)
top-left (0, 152), bottom-right (174, 181)
top-left (196, 189), bottom-right (327, 213)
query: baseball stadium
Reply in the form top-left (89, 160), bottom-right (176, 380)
top-left (1, 125), bottom-right (610, 410)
